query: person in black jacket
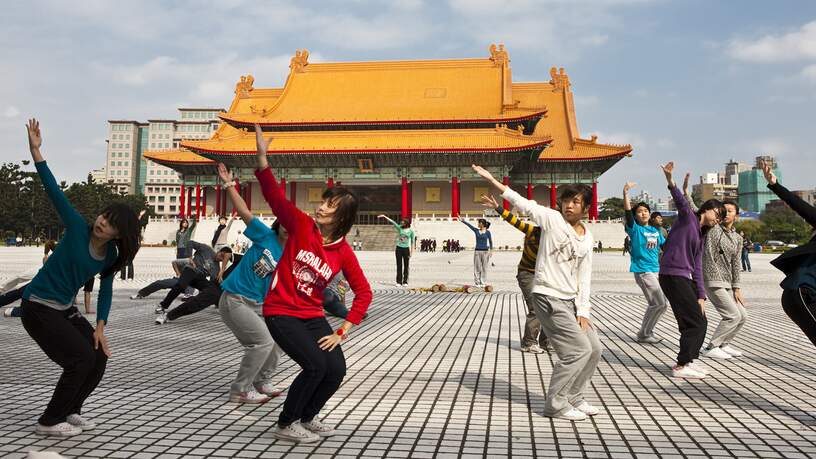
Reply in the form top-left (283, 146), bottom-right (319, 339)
top-left (761, 160), bottom-right (816, 346)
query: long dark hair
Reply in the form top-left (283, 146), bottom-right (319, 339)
top-left (322, 186), bottom-right (358, 242)
top-left (99, 203), bottom-right (141, 278)
top-left (696, 199), bottom-right (725, 236)
top-left (178, 218), bottom-right (189, 232)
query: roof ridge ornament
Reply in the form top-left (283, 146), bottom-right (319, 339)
top-left (549, 67), bottom-right (570, 91)
top-left (489, 43), bottom-right (509, 66)
top-left (290, 49), bottom-right (310, 73)
top-left (235, 74), bottom-right (255, 97)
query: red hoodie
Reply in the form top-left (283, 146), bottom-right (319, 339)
top-left (255, 167), bottom-right (372, 324)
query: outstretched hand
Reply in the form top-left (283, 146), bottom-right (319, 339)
top-left (623, 182), bottom-right (636, 193)
top-left (254, 124), bottom-right (272, 153)
top-left (479, 194), bottom-right (499, 209)
top-left (760, 160), bottom-right (777, 185)
top-left (660, 162), bottom-right (675, 185)
top-left (471, 164), bottom-right (494, 181)
top-left (377, 214), bottom-right (386, 219)
top-left (682, 172), bottom-right (691, 194)
top-left (26, 119), bottom-right (42, 150)
top-left (217, 162), bottom-right (233, 184)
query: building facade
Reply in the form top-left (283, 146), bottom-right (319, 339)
top-left (738, 156), bottom-right (782, 213)
top-left (144, 47), bottom-right (633, 222)
top-left (106, 109), bottom-right (223, 216)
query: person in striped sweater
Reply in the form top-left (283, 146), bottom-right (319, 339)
top-left (480, 194), bottom-right (551, 353)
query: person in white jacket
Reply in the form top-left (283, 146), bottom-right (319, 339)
top-left (471, 164), bottom-right (601, 422)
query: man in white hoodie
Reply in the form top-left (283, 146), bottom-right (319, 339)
top-left (471, 164), bottom-right (601, 421)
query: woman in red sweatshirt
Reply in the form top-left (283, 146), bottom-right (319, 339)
top-left (253, 125), bottom-right (373, 443)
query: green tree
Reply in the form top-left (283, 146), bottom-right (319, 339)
top-left (599, 197), bottom-right (626, 220)
top-left (760, 206), bottom-right (811, 244)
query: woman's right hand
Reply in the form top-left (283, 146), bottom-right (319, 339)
top-left (217, 163), bottom-right (233, 184)
top-left (26, 119), bottom-right (42, 150)
top-left (479, 194), bottom-right (499, 208)
top-left (760, 160), bottom-right (777, 185)
top-left (623, 182), bottom-right (636, 193)
top-left (660, 162), bottom-right (675, 186)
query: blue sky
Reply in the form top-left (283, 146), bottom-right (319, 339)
top-left (1, 0), bottom-right (814, 200)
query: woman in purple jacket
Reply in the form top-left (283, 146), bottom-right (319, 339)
top-left (657, 162), bottom-right (724, 379)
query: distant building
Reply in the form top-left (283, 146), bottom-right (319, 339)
top-left (693, 182), bottom-right (738, 202)
top-left (793, 189), bottom-right (816, 206)
top-left (738, 156), bottom-right (782, 213)
top-left (90, 167), bottom-right (107, 184)
top-left (724, 159), bottom-right (750, 186)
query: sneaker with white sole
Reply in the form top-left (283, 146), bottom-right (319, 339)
top-left (2, 308), bottom-right (14, 318)
top-left (689, 360), bottom-right (710, 375)
top-left (229, 389), bottom-right (271, 404)
top-left (255, 382), bottom-right (285, 397)
top-left (66, 413), bottom-right (96, 431)
top-left (130, 293), bottom-right (144, 300)
top-left (301, 419), bottom-right (336, 437)
top-left (551, 408), bottom-right (587, 421)
top-left (672, 364), bottom-right (706, 379)
top-left (636, 335), bottom-right (663, 344)
top-left (154, 305), bottom-right (164, 314)
top-left (154, 311), bottom-right (168, 325)
top-left (574, 401), bottom-right (600, 416)
top-left (703, 347), bottom-right (732, 360)
top-left (35, 422), bottom-right (82, 437)
top-left (520, 343), bottom-right (546, 354)
top-left (721, 344), bottom-right (743, 357)
top-left (273, 422), bottom-right (320, 443)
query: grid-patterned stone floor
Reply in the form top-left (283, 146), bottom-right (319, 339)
top-left (1, 247), bottom-right (815, 458)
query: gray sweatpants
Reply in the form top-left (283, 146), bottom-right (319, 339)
top-left (532, 293), bottom-right (602, 416)
top-left (705, 286), bottom-right (747, 348)
top-left (634, 272), bottom-right (668, 339)
top-left (517, 270), bottom-right (548, 347)
top-left (218, 291), bottom-right (283, 394)
top-left (473, 250), bottom-right (490, 286)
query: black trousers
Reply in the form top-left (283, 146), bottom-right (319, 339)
top-left (160, 267), bottom-right (210, 309)
top-left (167, 284), bottom-right (221, 321)
top-left (20, 299), bottom-right (108, 426)
top-left (119, 262), bottom-right (134, 280)
top-left (659, 274), bottom-right (708, 365)
top-left (782, 287), bottom-right (816, 347)
top-left (0, 283), bottom-right (27, 306)
top-left (395, 246), bottom-right (410, 284)
top-left (265, 315), bottom-right (346, 426)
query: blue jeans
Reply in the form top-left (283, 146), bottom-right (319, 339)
top-left (322, 291), bottom-right (348, 319)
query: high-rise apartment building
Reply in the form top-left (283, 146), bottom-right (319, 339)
top-left (106, 108), bottom-right (223, 216)
top-left (738, 155), bottom-right (782, 213)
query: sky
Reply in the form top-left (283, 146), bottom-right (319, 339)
top-left (1, 0), bottom-right (815, 201)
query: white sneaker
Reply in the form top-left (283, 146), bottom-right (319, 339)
top-left (155, 311), bottom-right (167, 325)
top-left (551, 408), bottom-right (587, 421)
top-left (574, 401), bottom-right (600, 416)
top-left (154, 305), bottom-right (164, 314)
top-left (704, 347), bottom-right (732, 360)
top-left (273, 422), bottom-right (321, 443)
top-left (301, 419), bottom-right (336, 437)
top-left (721, 344), bottom-right (743, 357)
top-left (672, 364), bottom-right (706, 379)
top-left (255, 382), bottom-right (285, 397)
top-left (689, 360), bottom-right (710, 375)
top-left (520, 343), bottom-right (545, 354)
top-left (229, 389), bottom-right (271, 404)
top-left (35, 422), bottom-right (82, 437)
top-left (2, 308), bottom-right (14, 318)
top-left (66, 413), bottom-right (96, 431)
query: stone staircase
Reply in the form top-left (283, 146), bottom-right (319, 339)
top-left (350, 225), bottom-right (399, 251)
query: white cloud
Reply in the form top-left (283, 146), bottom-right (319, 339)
top-left (727, 21), bottom-right (816, 63)
top-left (3, 106), bottom-right (20, 118)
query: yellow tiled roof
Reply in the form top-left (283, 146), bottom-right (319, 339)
top-left (144, 149), bottom-right (214, 164)
top-left (181, 126), bottom-right (551, 154)
top-left (220, 46), bottom-right (545, 125)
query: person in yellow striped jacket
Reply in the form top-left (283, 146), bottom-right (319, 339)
top-left (481, 195), bottom-right (551, 353)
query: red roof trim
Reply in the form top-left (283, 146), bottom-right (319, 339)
top-left (537, 150), bottom-right (631, 162)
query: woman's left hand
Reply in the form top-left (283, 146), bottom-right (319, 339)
top-left (318, 333), bottom-right (344, 352)
top-left (93, 325), bottom-right (112, 357)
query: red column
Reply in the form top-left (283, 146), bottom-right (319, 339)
top-left (179, 185), bottom-right (186, 218)
top-left (401, 177), bottom-right (409, 219)
top-left (591, 181), bottom-right (599, 221)
top-left (502, 176), bottom-right (510, 211)
top-left (550, 182), bottom-right (557, 209)
top-left (195, 183), bottom-right (201, 221)
top-left (451, 176), bottom-right (460, 218)
top-left (215, 184), bottom-right (221, 217)
top-left (246, 182), bottom-right (252, 212)
top-left (290, 181), bottom-right (297, 205)
top-left (280, 178), bottom-right (287, 199)
top-left (408, 181), bottom-right (413, 218)
top-left (327, 177), bottom-right (334, 188)
top-left (186, 186), bottom-right (193, 217)
top-left (526, 183), bottom-right (534, 200)
top-left (202, 186), bottom-right (207, 217)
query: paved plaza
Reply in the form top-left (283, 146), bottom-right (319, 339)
top-left (1, 246), bottom-right (815, 458)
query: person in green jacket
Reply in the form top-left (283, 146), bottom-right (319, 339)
top-left (20, 119), bottom-right (141, 437)
top-left (378, 215), bottom-right (416, 286)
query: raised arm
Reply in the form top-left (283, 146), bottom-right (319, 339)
top-left (26, 119), bottom-right (84, 228)
top-left (762, 160), bottom-right (816, 227)
top-left (480, 194), bottom-right (535, 236)
top-left (377, 214), bottom-right (401, 232)
top-left (218, 163), bottom-right (253, 225)
top-left (253, 124), bottom-right (302, 231)
top-left (683, 173), bottom-right (699, 213)
top-left (662, 162), bottom-right (691, 219)
top-left (623, 182), bottom-right (635, 228)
